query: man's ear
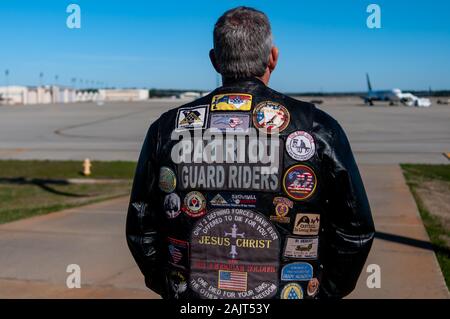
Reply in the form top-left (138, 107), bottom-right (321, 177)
top-left (268, 46), bottom-right (279, 73)
top-left (209, 49), bottom-right (220, 74)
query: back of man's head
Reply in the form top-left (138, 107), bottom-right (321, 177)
top-left (213, 6), bottom-right (273, 80)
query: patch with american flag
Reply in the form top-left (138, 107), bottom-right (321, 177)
top-left (168, 237), bottom-right (189, 268)
top-left (218, 270), bottom-right (248, 292)
top-left (211, 93), bottom-right (252, 111)
top-left (283, 164), bottom-right (317, 201)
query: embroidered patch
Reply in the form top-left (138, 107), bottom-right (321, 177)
top-left (281, 263), bottom-right (313, 281)
top-left (168, 270), bottom-right (187, 299)
top-left (280, 283), bottom-right (303, 299)
top-left (307, 278), bottom-right (320, 297)
top-left (158, 166), bottom-right (177, 193)
top-left (283, 237), bottom-right (319, 259)
top-left (218, 270), bottom-right (248, 292)
top-left (211, 94), bottom-right (252, 111)
top-left (208, 193), bottom-right (257, 209)
top-left (168, 237), bottom-right (189, 268)
top-left (132, 202), bottom-right (147, 217)
top-left (175, 129), bottom-right (283, 192)
top-left (285, 131), bottom-right (316, 161)
top-left (253, 101), bottom-right (290, 133)
top-left (209, 113), bottom-right (250, 132)
top-left (270, 197), bottom-right (293, 224)
top-left (190, 208), bottom-right (280, 299)
top-left (293, 213), bottom-right (320, 235)
top-left (283, 164), bottom-right (317, 201)
top-left (178, 163), bottom-right (282, 192)
top-left (176, 105), bottom-right (208, 130)
top-left (163, 193), bottom-right (181, 218)
top-left (182, 191), bottom-right (206, 218)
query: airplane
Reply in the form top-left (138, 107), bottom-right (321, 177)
top-left (362, 73), bottom-right (431, 107)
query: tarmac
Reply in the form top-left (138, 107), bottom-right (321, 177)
top-left (0, 97), bottom-right (448, 164)
top-left (0, 97), bottom-right (449, 298)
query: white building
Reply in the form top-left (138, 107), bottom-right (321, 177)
top-left (0, 86), bottom-right (149, 105)
top-left (0, 86), bottom-right (28, 105)
top-left (76, 90), bottom-right (100, 102)
top-left (0, 86), bottom-right (77, 105)
top-left (98, 89), bottom-right (148, 102)
top-left (179, 91), bottom-right (201, 99)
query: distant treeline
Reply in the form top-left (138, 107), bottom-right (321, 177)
top-left (286, 90), bottom-right (450, 97)
top-left (407, 90), bottom-right (450, 97)
top-left (148, 88), bottom-right (450, 98)
top-left (149, 89), bottom-right (204, 97)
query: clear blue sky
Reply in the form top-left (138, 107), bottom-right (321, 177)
top-left (0, 0), bottom-right (449, 92)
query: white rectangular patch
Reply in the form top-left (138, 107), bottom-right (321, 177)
top-left (283, 237), bottom-right (318, 259)
top-left (293, 213), bottom-right (320, 235)
top-left (209, 113), bottom-right (250, 133)
top-left (175, 105), bottom-right (208, 131)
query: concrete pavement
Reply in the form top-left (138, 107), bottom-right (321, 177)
top-left (0, 98), bottom-right (449, 164)
top-left (0, 164), bottom-right (448, 298)
top-left (0, 197), bottom-right (159, 299)
top-left (349, 165), bottom-right (449, 298)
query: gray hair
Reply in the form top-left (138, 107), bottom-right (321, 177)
top-left (213, 7), bottom-right (273, 79)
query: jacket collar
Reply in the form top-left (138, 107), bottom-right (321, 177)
top-left (221, 77), bottom-right (266, 88)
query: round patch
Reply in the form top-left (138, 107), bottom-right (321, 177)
top-left (280, 283), bottom-right (304, 299)
top-left (307, 278), bottom-right (320, 297)
top-left (190, 208), bottom-right (280, 299)
top-left (168, 271), bottom-right (187, 299)
top-left (283, 165), bottom-right (317, 201)
top-left (164, 193), bottom-right (181, 218)
top-left (159, 166), bottom-right (176, 193)
top-left (253, 101), bottom-right (290, 133)
top-left (286, 131), bottom-right (315, 161)
top-left (273, 197), bottom-right (293, 218)
top-left (182, 191), bottom-right (206, 217)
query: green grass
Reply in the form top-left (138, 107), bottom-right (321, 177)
top-left (401, 164), bottom-right (450, 289)
top-left (0, 160), bottom-right (136, 224)
top-left (0, 160), bottom-right (136, 179)
top-left (402, 164), bottom-right (450, 183)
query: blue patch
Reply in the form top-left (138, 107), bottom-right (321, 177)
top-left (281, 263), bottom-right (313, 281)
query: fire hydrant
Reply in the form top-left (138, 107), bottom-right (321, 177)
top-left (83, 158), bottom-right (92, 176)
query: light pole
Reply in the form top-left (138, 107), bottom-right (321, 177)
top-left (39, 72), bottom-right (44, 87)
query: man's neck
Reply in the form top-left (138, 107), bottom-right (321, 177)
top-left (258, 69), bottom-right (271, 85)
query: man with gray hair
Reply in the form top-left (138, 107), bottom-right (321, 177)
top-left (127, 6), bottom-right (375, 299)
top-left (211, 7), bottom-right (276, 81)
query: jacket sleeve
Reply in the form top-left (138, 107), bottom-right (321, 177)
top-left (319, 120), bottom-right (375, 299)
top-left (126, 120), bottom-right (166, 296)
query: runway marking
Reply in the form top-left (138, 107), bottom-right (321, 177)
top-left (53, 108), bottom-right (156, 140)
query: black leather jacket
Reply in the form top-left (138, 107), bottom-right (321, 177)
top-left (126, 78), bottom-right (375, 300)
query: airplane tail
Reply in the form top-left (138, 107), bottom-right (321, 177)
top-left (366, 73), bottom-right (373, 92)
